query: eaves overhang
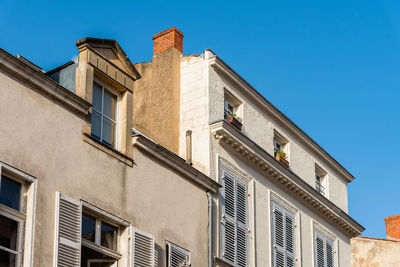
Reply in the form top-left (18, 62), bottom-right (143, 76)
top-left (132, 133), bottom-right (221, 194)
top-left (210, 120), bottom-right (364, 238)
top-left (0, 48), bottom-right (91, 115)
top-left (207, 51), bottom-right (354, 183)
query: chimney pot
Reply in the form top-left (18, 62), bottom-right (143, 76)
top-left (385, 215), bottom-right (400, 240)
top-left (152, 27), bottom-right (184, 55)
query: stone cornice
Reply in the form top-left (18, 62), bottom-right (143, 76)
top-left (132, 135), bottom-right (221, 194)
top-left (0, 48), bottom-right (91, 115)
top-left (208, 54), bottom-right (354, 183)
top-left (210, 120), bottom-right (364, 238)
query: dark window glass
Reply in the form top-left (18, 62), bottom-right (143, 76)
top-left (0, 176), bottom-right (21, 210)
top-left (0, 215), bottom-right (18, 250)
top-left (82, 214), bottom-right (96, 243)
top-left (101, 222), bottom-right (117, 250)
top-left (0, 249), bottom-right (16, 267)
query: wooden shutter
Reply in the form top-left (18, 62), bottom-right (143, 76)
top-left (54, 192), bottom-right (82, 267)
top-left (314, 231), bottom-right (335, 267)
top-left (167, 243), bottom-right (190, 267)
top-left (131, 227), bottom-right (155, 267)
top-left (221, 171), bottom-right (248, 266)
top-left (272, 203), bottom-right (295, 267)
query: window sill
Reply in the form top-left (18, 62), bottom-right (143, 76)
top-left (82, 133), bottom-right (134, 167)
top-left (213, 257), bottom-right (236, 267)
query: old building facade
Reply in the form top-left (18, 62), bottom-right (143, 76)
top-left (0, 38), bottom-right (219, 267)
top-left (133, 27), bottom-right (364, 267)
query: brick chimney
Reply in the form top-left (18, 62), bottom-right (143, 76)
top-left (152, 27), bottom-right (184, 55)
top-left (385, 215), bottom-right (400, 240)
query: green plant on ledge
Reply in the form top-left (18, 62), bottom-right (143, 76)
top-left (275, 149), bottom-right (287, 159)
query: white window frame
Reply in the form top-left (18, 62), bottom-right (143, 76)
top-left (273, 130), bottom-right (289, 159)
top-left (312, 221), bottom-right (337, 267)
top-left (315, 165), bottom-right (328, 197)
top-left (166, 241), bottom-right (191, 267)
top-left (0, 162), bottom-right (37, 267)
top-left (92, 78), bottom-right (121, 150)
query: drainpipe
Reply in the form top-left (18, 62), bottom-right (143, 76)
top-left (207, 191), bottom-right (213, 267)
top-left (186, 130), bottom-right (192, 165)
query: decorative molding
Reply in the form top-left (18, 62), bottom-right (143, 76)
top-left (209, 55), bottom-right (354, 183)
top-left (0, 48), bottom-right (91, 116)
top-left (132, 135), bottom-right (221, 194)
top-left (270, 191), bottom-right (298, 215)
top-left (210, 120), bottom-right (364, 238)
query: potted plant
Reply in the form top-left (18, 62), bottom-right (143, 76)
top-left (275, 149), bottom-right (289, 167)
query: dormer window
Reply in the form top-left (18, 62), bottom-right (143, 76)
top-left (315, 165), bottom-right (328, 196)
top-left (224, 90), bottom-right (242, 131)
top-left (274, 131), bottom-right (289, 168)
top-left (91, 80), bottom-right (119, 148)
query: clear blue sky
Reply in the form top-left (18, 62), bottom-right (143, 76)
top-left (1, 0), bottom-right (399, 238)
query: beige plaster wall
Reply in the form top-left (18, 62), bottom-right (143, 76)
top-left (0, 67), bottom-right (209, 266)
top-left (206, 62), bottom-right (349, 212)
top-left (133, 48), bottom-right (181, 154)
top-left (212, 144), bottom-right (352, 267)
top-left (351, 237), bottom-right (400, 267)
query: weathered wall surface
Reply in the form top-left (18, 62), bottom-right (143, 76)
top-left (351, 237), bottom-right (400, 267)
top-left (0, 67), bottom-right (209, 266)
top-left (179, 55), bottom-right (211, 174)
top-left (211, 143), bottom-right (352, 267)
top-left (133, 48), bottom-right (181, 154)
top-left (206, 59), bottom-right (349, 212)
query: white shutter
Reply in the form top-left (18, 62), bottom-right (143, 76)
top-left (54, 192), bottom-right (82, 267)
top-left (221, 171), bottom-right (248, 266)
top-left (272, 203), bottom-right (296, 267)
top-left (314, 231), bottom-right (335, 267)
top-left (236, 180), bottom-right (248, 267)
top-left (326, 241), bottom-right (334, 267)
top-left (167, 243), bottom-right (190, 267)
top-left (131, 227), bottom-right (155, 267)
top-left (315, 234), bottom-right (325, 267)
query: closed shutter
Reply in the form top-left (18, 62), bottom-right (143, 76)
top-left (314, 231), bottom-right (335, 267)
top-left (54, 192), bottom-right (82, 267)
top-left (167, 243), bottom-right (190, 267)
top-left (131, 227), bottom-right (154, 267)
top-left (221, 171), bottom-right (248, 266)
top-left (272, 203), bottom-right (295, 267)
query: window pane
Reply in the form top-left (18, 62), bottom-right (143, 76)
top-left (92, 83), bottom-right (103, 112)
top-left (0, 249), bottom-right (16, 267)
top-left (91, 110), bottom-right (102, 141)
top-left (103, 90), bottom-right (117, 120)
top-left (0, 176), bottom-right (21, 210)
top-left (0, 215), bottom-right (18, 251)
top-left (82, 214), bottom-right (96, 243)
top-left (102, 118), bottom-right (115, 147)
top-left (101, 222), bottom-right (117, 250)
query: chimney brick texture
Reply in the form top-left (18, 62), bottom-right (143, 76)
top-left (153, 27), bottom-right (184, 55)
top-left (385, 215), bottom-right (400, 240)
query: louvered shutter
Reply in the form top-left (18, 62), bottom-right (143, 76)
top-left (222, 173), bottom-right (236, 264)
top-left (326, 240), bottom-right (334, 267)
top-left (167, 243), bottom-right (190, 267)
top-left (131, 227), bottom-right (155, 267)
top-left (54, 192), bottom-right (82, 267)
top-left (236, 180), bottom-right (248, 267)
top-left (272, 203), bottom-right (296, 267)
top-left (315, 234), bottom-right (325, 267)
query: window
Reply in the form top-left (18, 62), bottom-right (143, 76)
top-left (315, 165), bottom-right (327, 196)
top-left (91, 81), bottom-right (119, 148)
top-left (0, 175), bottom-right (24, 267)
top-left (224, 90), bottom-right (243, 131)
top-left (271, 202), bottom-right (296, 267)
top-left (274, 132), bottom-right (289, 168)
top-left (314, 231), bottom-right (334, 267)
top-left (220, 170), bottom-right (248, 267)
top-left (166, 242), bottom-right (190, 267)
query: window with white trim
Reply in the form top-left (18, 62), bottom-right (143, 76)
top-left (271, 202), bottom-right (296, 267)
top-left (315, 165), bottom-right (327, 196)
top-left (220, 170), bottom-right (248, 267)
top-left (166, 242), bottom-right (190, 267)
top-left (54, 192), bottom-right (156, 267)
top-left (314, 230), bottom-right (334, 267)
top-left (0, 175), bottom-right (25, 267)
top-left (91, 81), bottom-right (119, 148)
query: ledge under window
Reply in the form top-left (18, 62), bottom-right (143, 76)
top-left (83, 133), bottom-right (133, 166)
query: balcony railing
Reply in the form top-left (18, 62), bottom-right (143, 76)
top-left (315, 180), bottom-right (325, 195)
top-left (224, 111), bottom-right (242, 131)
